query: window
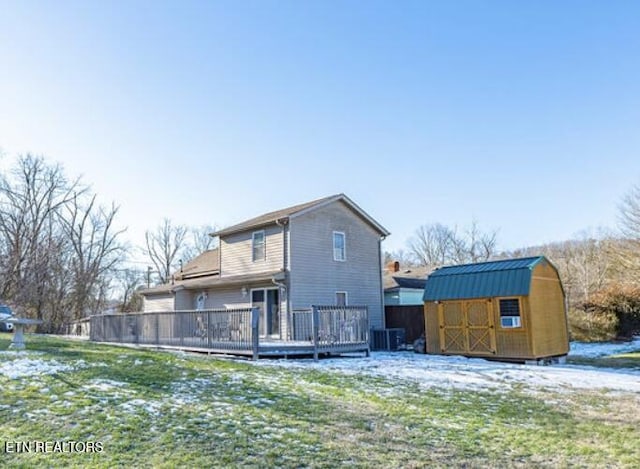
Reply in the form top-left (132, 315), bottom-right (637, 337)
top-left (336, 292), bottom-right (347, 307)
top-left (252, 231), bottom-right (265, 261)
top-left (333, 231), bottom-right (346, 261)
top-left (499, 298), bottom-right (522, 328)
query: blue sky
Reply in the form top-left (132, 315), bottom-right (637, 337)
top-left (1, 1), bottom-right (639, 259)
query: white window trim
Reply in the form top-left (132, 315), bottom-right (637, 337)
top-left (333, 231), bottom-right (346, 262)
top-left (252, 230), bottom-right (266, 262)
top-left (336, 291), bottom-right (348, 307)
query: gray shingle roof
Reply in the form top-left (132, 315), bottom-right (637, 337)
top-left (175, 249), bottom-right (220, 281)
top-left (211, 193), bottom-right (389, 237)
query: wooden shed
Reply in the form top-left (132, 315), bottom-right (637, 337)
top-left (423, 256), bottom-right (569, 363)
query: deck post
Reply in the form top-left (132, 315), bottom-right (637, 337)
top-left (155, 314), bottom-right (159, 345)
top-left (312, 306), bottom-right (319, 361)
top-left (180, 312), bottom-right (184, 347)
top-left (207, 310), bottom-right (212, 349)
top-left (251, 307), bottom-right (260, 360)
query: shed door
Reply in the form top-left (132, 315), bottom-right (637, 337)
top-left (438, 302), bottom-right (466, 353)
top-left (439, 300), bottom-right (496, 355)
top-left (465, 300), bottom-right (495, 355)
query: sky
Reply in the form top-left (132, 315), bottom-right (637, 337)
top-left (1, 0), bottom-right (639, 263)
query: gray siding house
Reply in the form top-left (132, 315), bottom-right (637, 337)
top-left (140, 194), bottom-right (390, 337)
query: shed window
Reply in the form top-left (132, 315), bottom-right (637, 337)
top-left (499, 298), bottom-right (521, 328)
top-left (252, 231), bottom-right (265, 261)
top-left (333, 232), bottom-right (346, 261)
top-left (336, 292), bottom-right (347, 306)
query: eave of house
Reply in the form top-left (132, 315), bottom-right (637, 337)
top-left (140, 270), bottom-right (286, 296)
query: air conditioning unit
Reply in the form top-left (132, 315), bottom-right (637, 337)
top-left (371, 328), bottom-right (406, 351)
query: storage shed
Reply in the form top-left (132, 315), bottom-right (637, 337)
top-left (423, 256), bottom-right (569, 363)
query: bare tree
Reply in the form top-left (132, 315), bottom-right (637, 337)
top-left (0, 155), bottom-right (80, 318)
top-left (619, 182), bottom-right (640, 239)
top-left (117, 268), bottom-right (144, 312)
top-left (0, 154), bottom-right (125, 331)
top-left (144, 219), bottom-right (188, 284)
top-left (182, 224), bottom-right (218, 262)
top-left (383, 249), bottom-right (415, 268)
top-left (408, 224), bottom-right (454, 267)
top-left (466, 219), bottom-right (498, 263)
top-left (60, 194), bottom-right (125, 319)
top-left (408, 221), bottom-right (498, 267)
top-left (617, 182), bottom-right (640, 284)
top-left (505, 229), bottom-right (615, 309)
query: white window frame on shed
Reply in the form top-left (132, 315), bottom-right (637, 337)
top-left (252, 230), bottom-right (266, 262)
top-left (335, 291), bottom-right (348, 307)
top-left (333, 231), bottom-right (346, 261)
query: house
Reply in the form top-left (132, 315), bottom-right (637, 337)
top-left (381, 262), bottom-right (431, 346)
top-left (383, 262), bottom-right (430, 306)
top-left (423, 256), bottom-right (569, 363)
top-left (140, 194), bottom-right (390, 339)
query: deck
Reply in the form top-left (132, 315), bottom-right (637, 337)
top-left (86, 306), bottom-right (370, 360)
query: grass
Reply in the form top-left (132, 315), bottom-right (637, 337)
top-left (1, 333), bottom-right (639, 468)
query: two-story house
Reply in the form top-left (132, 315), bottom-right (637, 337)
top-left (140, 194), bottom-right (390, 339)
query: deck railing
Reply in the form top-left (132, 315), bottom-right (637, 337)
top-left (87, 305), bottom-right (369, 360)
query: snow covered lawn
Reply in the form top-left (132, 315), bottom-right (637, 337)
top-left (1, 333), bottom-right (639, 468)
top-left (251, 348), bottom-right (640, 395)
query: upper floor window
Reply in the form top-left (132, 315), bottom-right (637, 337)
top-left (499, 298), bottom-right (521, 328)
top-left (252, 230), bottom-right (265, 261)
top-left (333, 231), bottom-right (346, 261)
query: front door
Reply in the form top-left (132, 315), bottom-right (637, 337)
top-left (251, 288), bottom-right (280, 338)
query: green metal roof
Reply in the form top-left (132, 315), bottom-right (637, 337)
top-left (423, 256), bottom-right (548, 301)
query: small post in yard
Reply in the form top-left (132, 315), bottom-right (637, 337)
top-left (312, 306), bottom-right (319, 361)
top-left (251, 307), bottom-right (260, 360)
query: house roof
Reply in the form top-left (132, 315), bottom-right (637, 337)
top-left (211, 193), bottom-right (390, 237)
top-left (383, 265), bottom-right (431, 290)
top-left (423, 256), bottom-right (549, 301)
top-left (141, 270), bottom-right (286, 296)
top-left (393, 277), bottom-right (427, 290)
top-left (175, 248), bottom-right (220, 281)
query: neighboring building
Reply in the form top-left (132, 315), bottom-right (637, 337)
top-left (423, 256), bottom-right (569, 363)
top-left (140, 194), bottom-right (390, 337)
top-left (383, 262), bottom-right (430, 306)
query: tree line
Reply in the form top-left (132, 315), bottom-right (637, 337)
top-left (0, 155), bottom-right (216, 331)
top-left (2, 152), bottom-right (640, 338)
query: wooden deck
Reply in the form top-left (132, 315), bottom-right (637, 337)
top-left (87, 306), bottom-right (371, 360)
top-left (91, 338), bottom-right (370, 358)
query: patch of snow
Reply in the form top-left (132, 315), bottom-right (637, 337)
top-left (569, 336), bottom-right (640, 358)
top-left (83, 379), bottom-right (128, 392)
top-left (0, 357), bottom-right (72, 379)
top-left (120, 398), bottom-right (163, 415)
top-left (250, 351), bottom-right (640, 394)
